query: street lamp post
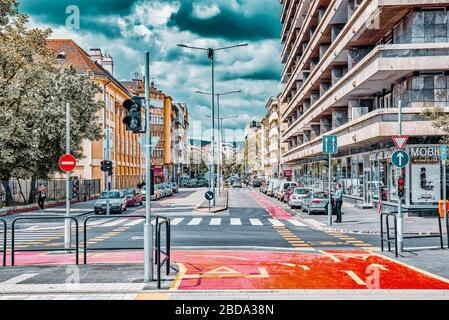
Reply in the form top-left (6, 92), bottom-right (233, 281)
top-left (197, 90), bottom-right (241, 195)
top-left (178, 43), bottom-right (247, 205)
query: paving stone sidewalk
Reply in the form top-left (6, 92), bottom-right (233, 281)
top-left (295, 203), bottom-right (447, 235)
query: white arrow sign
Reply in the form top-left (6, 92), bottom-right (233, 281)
top-left (392, 136), bottom-right (409, 150)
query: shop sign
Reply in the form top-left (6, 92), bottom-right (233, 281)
top-left (409, 146), bottom-right (439, 164)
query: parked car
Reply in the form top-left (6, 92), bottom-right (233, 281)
top-left (232, 179), bottom-right (242, 188)
top-left (162, 183), bottom-right (173, 196)
top-left (170, 182), bottom-right (179, 193)
top-left (141, 185), bottom-right (161, 201)
top-left (301, 191), bottom-right (329, 215)
top-left (123, 188), bottom-right (143, 207)
top-left (288, 187), bottom-right (311, 208)
top-left (267, 179), bottom-right (281, 197)
top-left (277, 181), bottom-right (298, 201)
top-left (94, 190), bottom-right (127, 214)
top-left (253, 179), bottom-right (261, 188)
top-left (188, 179), bottom-right (198, 188)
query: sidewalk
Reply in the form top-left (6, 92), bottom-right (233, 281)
top-left (296, 202), bottom-right (447, 235)
top-left (195, 190), bottom-right (228, 213)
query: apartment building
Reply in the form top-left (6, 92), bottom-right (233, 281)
top-left (47, 40), bottom-right (142, 190)
top-left (279, 0), bottom-right (449, 210)
top-left (171, 102), bottom-right (190, 183)
top-left (244, 121), bottom-right (263, 177)
top-left (122, 79), bottom-right (173, 184)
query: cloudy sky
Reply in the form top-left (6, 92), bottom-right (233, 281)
top-left (20, 0), bottom-right (283, 142)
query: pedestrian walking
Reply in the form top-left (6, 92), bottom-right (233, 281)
top-left (334, 183), bottom-right (343, 223)
top-left (36, 183), bottom-right (47, 211)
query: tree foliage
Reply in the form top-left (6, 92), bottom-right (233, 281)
top-left (0, 0), bottom-right (102, 182)
top-left (423, 106), bottom-right (449, 144)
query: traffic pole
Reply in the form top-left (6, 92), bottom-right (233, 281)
top-left (328, 153), bottom-right (332, 226)
top-left (397, 100), bottom-right (404, 253)
top-left (210, 50), bottom-right (216, 206)
top-left (65, 102), bottom-right (71, 250)
top-left (105, 128), bottom-right (111, 216)
top-left (143, 51), bottom-right (153, 282)
top-left (443, 157), bottom-right (448, 248)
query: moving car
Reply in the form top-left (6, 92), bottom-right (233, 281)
top-left (232, 179), bottom-right (242, 188)
top-left (123, 188), bottom-right (143, 207)
top-left (288, 187), bottom-right (311, 208)
top-left (301, 191), bottom-right (329, 215)
top-left (94, 190), bottom-right (127, 214)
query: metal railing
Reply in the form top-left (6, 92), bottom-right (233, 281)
top-left (83, 215), bottom-right (145, 264)
top-left (155, 216), bottom-right (171, 289)
top-left (1, 218), bottom-right (6, 266)
top-left (380, 212), bottom-right (398, 257)
top-left (11, 216), bottom-right (79, 266)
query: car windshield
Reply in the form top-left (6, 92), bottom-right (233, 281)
top-left (294, 189), bottom-right (310, 194)
top-left (313, 192), bottom-right (328, 199)
top-left (100, 191), bottom-right (121, 199)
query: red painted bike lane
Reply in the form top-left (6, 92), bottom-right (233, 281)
top-left (4, 249), bottom-right (449, 290)
top-left (249, 191), bottom-right (292, 219)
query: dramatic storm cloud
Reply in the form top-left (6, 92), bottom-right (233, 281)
top-left (20, 0), bottom-right (282, 141)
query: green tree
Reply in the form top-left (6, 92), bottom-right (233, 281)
top-left (0, 1), bottom-right (102, 204)
top-left (423, 106), bottom-right (449, 144)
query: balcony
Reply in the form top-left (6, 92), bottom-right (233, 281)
top-left (268, 111), bottom-right (279, 124)
top-left (269, 126), bottom-right (279, 139)
top-left (281, 43), bottom-right (449, 143)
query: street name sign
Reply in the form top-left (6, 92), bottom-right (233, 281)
top-left (323, 135), bottom-right (338, 154)
top-left (59, 154), bottom-right (77, 172)
top-left (205, 191), bottom-right (214, 201)
top-left (391, 150), bottom-right (409, 168)
top-left (392, 136), bottom-right (409, 150)
top-left (441, 145), bottom-right (447, 161)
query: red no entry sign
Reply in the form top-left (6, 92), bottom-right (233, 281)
top-left (59, 154), bottom-right (77, 172)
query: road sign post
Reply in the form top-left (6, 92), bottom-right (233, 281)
top-left (323, 135), bottom-right (338, 226)
top-left (441, 145), bottom-right (448, 248)
top-left (397, 100), bottom-right (404, 252)
top-left (65, 103), bottom-right (71, 250)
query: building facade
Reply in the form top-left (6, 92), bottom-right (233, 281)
top-left (244, 121), bottom-right (263, 178)
top-left (171, 103), bottom-right (190, 183)
top-left (279, 0), bottom-right (449, 210)
top-left (47, 40), bottom-right (143, 190)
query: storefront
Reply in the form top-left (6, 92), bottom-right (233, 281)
top-left (292, 142), bottom-right (445, 211)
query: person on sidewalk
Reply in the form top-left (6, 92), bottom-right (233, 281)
top-left (334, 183), bottom-right (343, 223)
top-left (36, 183), bottom-right (47, 211)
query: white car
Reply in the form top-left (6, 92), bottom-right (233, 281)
top-left (94, 190), bottom-right (127, 214)
top-left (289, 187), bottom-right (311, 209)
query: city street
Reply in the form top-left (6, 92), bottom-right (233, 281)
top-left (1, 187), bottom-right (449, 299)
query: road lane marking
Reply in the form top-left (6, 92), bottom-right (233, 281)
top-left (87, 219), bottom-right (115, 226)
top-left (345, 270), bottom-right (366, 286)
top-left (268, 219), bottom-right (284, 227)
top-left (170, 218), bottom-right (184, 225)
top-left (230, 218), bottom-right (242, 225)
top-left (210, 218), bottom-right (221, 226)
top-left (249, 218), bottom-right (263, 226)
top-left (287, 219), bottom-right (305, 226)
top-left (188, 218), bottom-right (202, 226)
top-left (303, 219), bottom-right (325, 227)
top-left (99, 219), bottom-right (126, 227)
top-left (319, 250), bottom-right (342, 263)
top-left (1, 273), bottom-right (38, 285)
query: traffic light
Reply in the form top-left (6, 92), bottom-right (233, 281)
top-left (101, 160), bottom-right (113, 173)
top-left (398, 176), bottom-right (405, 198)
top-left (122, 97), bottom-right (143, 133)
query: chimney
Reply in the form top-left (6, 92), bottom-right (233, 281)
top-left (89, 48), bottom-right (114, 75)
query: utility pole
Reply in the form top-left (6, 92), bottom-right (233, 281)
top-left (143, 51), bottom-right (153, 282)
top-left (104, 128), bottom-right (111, 216)
top-left (210, 49), bottom-right (216, 206)
top-left (397, 100), bottom-right (404, 252)
top-left (65, 102), bottom-right (71, 250)
top-left (328, 153), bottom-right (332, 226)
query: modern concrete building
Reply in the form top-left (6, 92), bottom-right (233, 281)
top-left (171, 102), bottom-right (190, 183)
top-left (279, 0), bottom-right (449, 211)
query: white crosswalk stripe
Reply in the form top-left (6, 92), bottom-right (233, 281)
top-left (86, 219), bottom-right (115, 226)
top-left (303, 219), bottom-right (325, 227)
top-left (210, 218), bottom-right (221, 225)
top-left (287, 219), bottom-right (306, 226)
top-left (249, 218), bottom-right (263, 226)
top-left (122, 219), bottom-right (144, 227)
top-left (268, 219), bottom-right (284, 227)
top-left (188, 218), bottom-right (202, 225)
top-left (101, 219), bottom-right (128, 227)
top-left (170, 218), bottom-right (184, 225)
top-left (230, 218), bottom-right (242, 225)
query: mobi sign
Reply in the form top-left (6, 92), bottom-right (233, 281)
top-left (409, 146), bottom-right (440, 163)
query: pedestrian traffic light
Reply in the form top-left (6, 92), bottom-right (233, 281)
top-left (122, 97), bottom-right (143, 133)
top-left (398, 176), bottom-right (405, 198)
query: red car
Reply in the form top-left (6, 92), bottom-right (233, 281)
top-left (124, 188), bottom-right (143, 207)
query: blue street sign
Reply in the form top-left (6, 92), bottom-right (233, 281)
top-left (323, 135), bottom-right (338, 154)
top-left (205, 191), bottom-right (214, 201)
top-left (391, 150), bottom-right (409, 168)
top-left (441, 145), bottom-right (447, 161)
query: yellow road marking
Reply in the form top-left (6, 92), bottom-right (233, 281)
top-left (319, 250), bottom-right (342, 263)
top-left (345, 270), bottom-right (366, 285)
top-left (169, 263), bottom-right (186, 291)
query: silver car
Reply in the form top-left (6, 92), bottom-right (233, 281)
top-left (94, 190), bottom-right (127, 214)
top-left (232, 179), bottom-right (242, 188)
top-left (301, 191), bottom-right (329, 215)
top-left (289, 187), bottom-right (311, 208)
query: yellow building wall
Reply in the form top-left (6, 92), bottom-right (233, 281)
top-left (164, 97), bottom-right (172, 165)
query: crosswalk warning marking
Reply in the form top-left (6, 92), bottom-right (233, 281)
top-left (101, 219), bottom-right (127, 227)
top-left (268, 219), bottom-right (284, 227)
top-left (210, 218), bottom-right (221, 225)
top-left (123, 219), bottom-right (144, 227)
top-left (170, 218), bottom-right (184, 225)
top-left (230, 218), bottom-right (242, 225)
top-left (188, 218), bottom-right (202, 226)
top-left (287, 219), bottom-right (305, 226)
top-left (249, 219), bottom-right (263, 226)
